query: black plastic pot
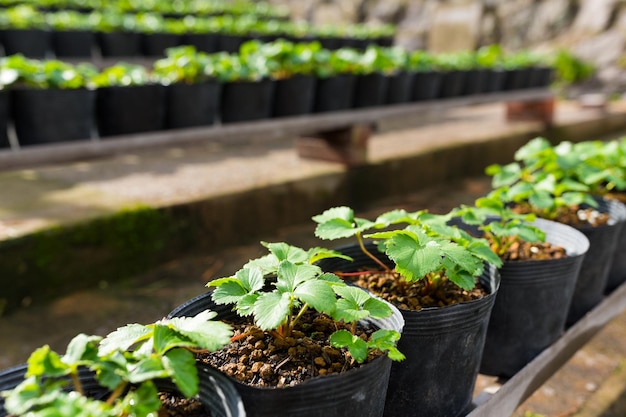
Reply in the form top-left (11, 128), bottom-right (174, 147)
top-left (141, 33), bottom-right (181, 56)
top-left (272, 74), bottom-right (316, 118)
top-left (385, 71), bottom-right (414, 104)
top-left (352, 73), bottom-right (389, 108)
top-left (96, 84), bottom-right (166, 137)
top-left (0, 363), bottom-right (246, 417)
top-left (220, 79), bottom-right (274, 123)
top-left (462, 69), bottom-right (487, 96)
top-left (183, 33), bottom-right (218, 53)
top-left (529, 66), bottom-right (554, 88)
top-left (0, 90), bottom-right (9, 148)
top-left (566, 198), bottom-right (626, 325)
top-left (316, 243), bottom-right (500, 417)
top-left (439, 70), bottom-right (467, 98)
top-left (313, 74), bottom-right (356, 113)
top-left (481, 68), bottom-right (506, 93)
top-left (168, 291), bottom-right (404, 417)
top-left (607, 209), bottom-right (626, 293)
top-left (410, 71), bottom-right (442, 101)
top-left (479, 218), bottom-right (589, 377)
top-left (165, 81), bottom-right (221, 129)
top-left (1, 29), bottom-right (50, 58)
top-left (318, 36), bottom-right (341, 50)
top-left (52, 30), bottom-right (94, 57)
top-left (502, 68), bottom-right (531, 91)
top-left (12, 88), bottom-right (95, 146)
top-left (98, 31), bottom-right (141, 57)
top-left (217, 34), bottom-right (252, 53)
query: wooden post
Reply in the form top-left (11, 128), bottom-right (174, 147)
top-left (295, 123), bottom-right (373, 166)
top-left (505, 96), bottom-right (555, 126)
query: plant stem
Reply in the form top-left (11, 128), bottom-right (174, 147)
top-left (357, 233), bottom-right (391, 272)
top-left (70, 371), bottom-right (84, 396)
top-left (335, 270), bottom-right (380, 277)
top-left (106, 381), bottom-right (128, 406)
top-left (290, 303), bottom-right (309, 331)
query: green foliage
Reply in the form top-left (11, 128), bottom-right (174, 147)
top-left (238, 38), bottom-right (322, 79)
top-left (0, 5), bottom-right (46, 30)
top-left (312, 206), bottom-right (502, 291)
top-left (485, 137), bottom-right (598, 220)
top-left (1, 310), bottom-right (232, 417)
top-left (0, 54), bottom-right (97, 89)
top-left (46, 10), bottom-right (96, 31)
top-left (153, 45), bottom-right (216, 84)
top-left (90, 62), bottom-right (153, 87)
top-left (552, 49), bottom-right (595, 86)
top-left (208, 242), bottom-right (403, 363)
top-left (451, 195), bottom-right (546, 258)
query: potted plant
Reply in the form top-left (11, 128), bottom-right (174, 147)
top-left (379, 46), bottom-right (412, 105)
top-left (214, 50), bottom-right (275, 124)
top-left (556, 138), bottom-right (626, 292)
top-left (433, 51), bottom-right (474, 98)
top-left (450, 193), bottom-right (589, 377)
top-left (47, 10), bottom-right (95, 58)
top-left (350, 45), bottom-right (393, 109)
top-left (238, 38), bottom-right (319, 118)
top-left (92, 11), bottom-right (141, 57)
top-left (168, 242), bottom-right (405, 417)
top-left (0, 5), bottom-right (50, 58)
top-left (312, 47), bottom-right (359, 113)
top-left (475, 44), bottom-right (506, 93)
top-left (3, 54), bottom-right (97, 146)
top-left (486, 137), bottom-right (626, 325)
top-left (312, 206), bottom-right (501, 417)
top-left (406, 50), bottom-right (440, 101)
top-left (0, 59), bottom-right (18, 148)
top-left (153, 45), bottom-right (222, 129)
top-left (0, 310), bottom-right (245, 417)
top-left (92, 62), bottom-right (166, 137)
top-left (136, 12), bottom-right (181, 57)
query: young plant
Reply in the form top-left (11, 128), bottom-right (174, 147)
top-left (1, 54), bottom-right (97, 89)
top-left (451, 194), bottom-right (546, 258)
top-left (312, 206), bottom-right (502, 292)
top-left (209, 241), bottom-right (404, 363)
top-left (486, 137), bottom-right (598, 221)
top-left (153, 45), bottom-right (215, 85)
top-left (2, 310), bottom-right (233, 417)
top-left (90, 62), bottom-right (153, 87)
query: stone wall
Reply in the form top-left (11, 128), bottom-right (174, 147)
top-left (270, 0), bottom-right (626, 94)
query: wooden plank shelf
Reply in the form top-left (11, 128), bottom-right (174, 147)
top-left (0, 88), bottom-right (552, 171)
top-left (467, 281), bottom-right (626, 416)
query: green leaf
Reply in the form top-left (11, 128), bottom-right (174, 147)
top-left (63, 334), bottom-right (101, 366)
top-left (263, 241), bottom-right (308, 264)
top-left (254, 291), bottom-right (291, 331)
top-left (276, 261), bottom-right (320, 293)
top-left (26, 345), bottom-right (69, 378)
top-left (116, 381), bottom-right (161, 417)
top-left (294, 279), bottom-right (337, 315)
top-left (307, 247), bottom-right (353, 264)
top-left (152, 324), bottom-right (195, 355)
top-left (330, 330), bottom-right (368, 363)
top-left (385, 232), bottom-right (442, 281)
top-left (99, 324), bottom-right (151, 356)
top-left (362, 297), bottom-right (392, 319)
top-left (314, 217), bottom-right (360, 240)
top-left (127, 357), bottom-right (169, 384)
top-left (165, 310), bottom-right (233, 352)
top-left (447, 269), bottom-right (477, 291)
top-left (163, 348), bottom-right (198, 398)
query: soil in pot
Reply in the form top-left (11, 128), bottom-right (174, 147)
top-left (166, 81), bottom-right (221, 129)
top-left (169, 292), bottom-right (402, 417)
top-left (313, 74), bottom-right (356, 113)
top-left (12, 88), bottom-right (95, 146)
top-left (220, 79), bottom-right (274, 124)
top-left (96, 84), bottom-right (166, 136)
top-left (1, 29), bottom-right (50, 58)
top-left (352, 73), bottom-right (388, 108)
top-left (272, 74), bottom-right (316, 118)
top-left (98, 31), bottom-right (141, 57)
top-left (410, 71), bottom-right (442, 101)
top-left (317, 243), bottom-right (500, 417)
top-left (477, 218), bottom-right (589, 377)
top-left (52, 30), bottom-right (94, 58)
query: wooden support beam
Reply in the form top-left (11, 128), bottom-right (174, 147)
top-left (295, 123), bottom-right (373, 166)
top-left (506, 97), bottom-right (556, 126)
